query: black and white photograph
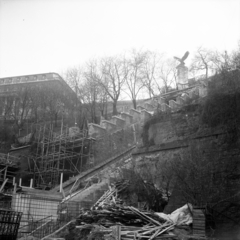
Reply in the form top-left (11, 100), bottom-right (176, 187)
top-left (0, 0), bottom-right (240, 239)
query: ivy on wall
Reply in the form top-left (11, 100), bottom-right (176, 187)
top-left (201, 70), bottom-right (240, 146)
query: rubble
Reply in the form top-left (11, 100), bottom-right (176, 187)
top-left (45, 184), bottom-right (199, 240)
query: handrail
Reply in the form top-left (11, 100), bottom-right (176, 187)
top-left (61, 179), bottom-right (91, 203)
top-left (18, 215), bottom-right (53, 230)
top-left (27, 219), bottom-right (52, 237)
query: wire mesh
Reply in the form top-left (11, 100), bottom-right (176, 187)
top-left (10, 193), bottom-right (81, 239)
top-left (0, 209), bottom-right (22, 240)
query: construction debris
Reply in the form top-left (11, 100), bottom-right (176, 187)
top-left (57, 205), bottom-right (193, 240)
top-left (155, 203), bottom-right (193, 225)
top-left (47, 185), bottom-right (199, 240)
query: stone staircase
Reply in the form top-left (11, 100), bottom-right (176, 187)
top-left (88, 83), bottom-right (207, 139)
top-left (54, 83), bottom-right (207, 200)
top-left (50, 83), bottom-right (207, 204)
top-left (88, 101), bottom-right (155, 139)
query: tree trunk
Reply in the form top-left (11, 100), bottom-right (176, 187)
top-left (112, 100), bottom-right (118, 115)
top-left (132, 99), bottom-right (137, 109)
top-left (54, 112), bottom-right (58, 127)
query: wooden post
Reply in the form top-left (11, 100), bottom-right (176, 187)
top-left (4, 166), bottom-right (8, 180)
top-left (13, 177), bottom-right (15, 185)
top-left (132, 124), bottom-right (137, 144)
top-left (30, 179), bottom-right (33, 188)
top-left (111, 225), bottom-right (121, 240)
top-left (13, 183), bottom-right (17, 193)
top-left (19, 178), bottom-right (22, 186)
top-left (0, 178), bottom-right (8, 192)
top-left (60, 172), bottom-right (63, 193)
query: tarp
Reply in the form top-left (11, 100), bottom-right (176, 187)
top-left (155, 203), bottom-right (193, 225)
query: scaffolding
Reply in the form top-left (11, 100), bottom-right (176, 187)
top-left (0, 153), bottom-right (20, 191)
top-left (29, 122), bottom-right (94, 189)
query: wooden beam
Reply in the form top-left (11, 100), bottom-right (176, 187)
top-left (0, 178), bottom-right (8, 192)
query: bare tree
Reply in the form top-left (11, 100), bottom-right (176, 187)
top-left (209, 50), bottom-right (232, 73)
top-left (158, 58), bottom-right (178, 93)
top-left (231, 41), bottom-right (240, 69)
top-left (125, 49), bottom-right (147, 109)
top-left (81, 60), bottom-right (108, 123)
top-left (64, 66), bottom-right (82, 95)
top-left (4, 86), bottom-right (32, 130)
top-left (64, 67), bottom-right (87, 126)
top-left (38, 83), bottom-right (73, 126)
top-left (28, 86), bottom-right (48, 123)
top-left (141, 51), bottom-right (161, 98)
top-left (96, 56), bottom-right (128, 115)
top-left (141, 51), bottom-right (179, 95)
top-left (190, 47), bottom-right (215, 78)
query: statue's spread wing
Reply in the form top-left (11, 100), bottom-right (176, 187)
top-left (181, 51), bottom-right (189, 62)
top-left (174, 56), bottom-right (182, 62)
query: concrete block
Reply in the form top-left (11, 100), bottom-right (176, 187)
top-left (121, 112), bottom-right (133, 125)
top-left (129, 109), bottom-right (141, 123)
top-left (143, 102), bottom-right (154, 111)
top-left (158, 97), bottom-right (166, 104)
top-left (169, 100), bottom-right (180, 110)
top-left (181, 93), bottom-right (190, 102)
top-left (88, 123), bottom-right (106, 138)
top-left (189, 87), bottom-right (199, 99)
top-left (140, 110), bottom-right (152, 122)
top-left (136, 105), bottom-right (145, 111)
top-left (161, 103), bottom-right (172, 112)
top-left (112, 116), bottom-right (126, 129)
top-left (101, 120), bottom-right (117, 133)
top-left (176, 96), bottom-right (185, 105)
top-left (189, 91), bottom-right (198, 99)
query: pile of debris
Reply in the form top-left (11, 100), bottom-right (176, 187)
top-left (48, 184), bottom-right (197, 240)
top-left (75, 205), bottom-right (177, 239)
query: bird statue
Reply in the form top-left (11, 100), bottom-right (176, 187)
top-left (174, 51), bottom-right (189, 67)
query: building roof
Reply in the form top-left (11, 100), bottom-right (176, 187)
top-left (0, 72), bottom-right (78, 101)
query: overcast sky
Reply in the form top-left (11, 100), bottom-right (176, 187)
top-left (0, 0), bottom-right (240, 78)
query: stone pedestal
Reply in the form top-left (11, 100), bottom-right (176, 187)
top-left (177, 64), bottom-right (188, 89)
